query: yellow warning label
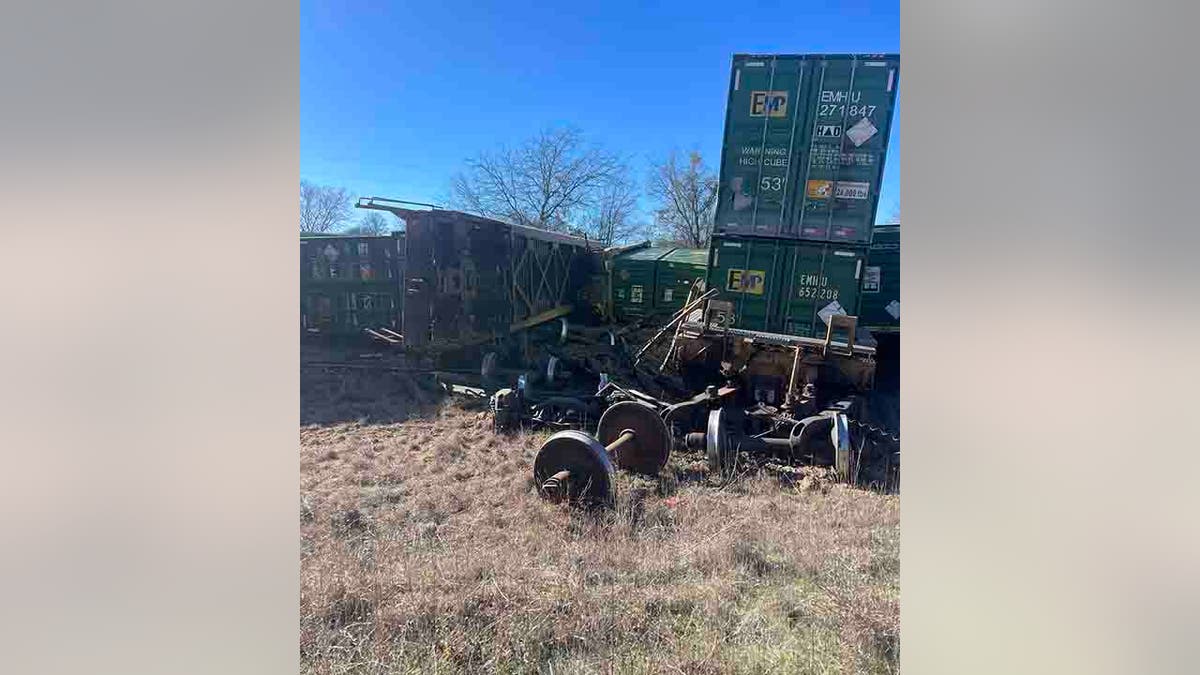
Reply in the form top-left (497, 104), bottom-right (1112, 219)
top-left (726, 269), bottom-right (766, 295)
top-left (806, 180), bottom-right (833, 199)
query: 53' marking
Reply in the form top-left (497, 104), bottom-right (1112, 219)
top-left (759, 176), bottom-right (783, 192)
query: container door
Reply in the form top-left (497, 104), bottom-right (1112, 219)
top-left (627, 260), bottom-right (651, 315)
top-left (654, 262), bottom-right (687, 316)
top-left (789, 57), bottom-right (899, 244)
top-left (655, 250), bottom-right (707, 316)
top-left (614, 259), bottom-right (653, 319)
top-left (716, 57), bottom-right (811, 238)
top-left (612, 249), bottom-right (671, 320)
top-left (779, 245), bottom-right (866, 338)
top-left (707, 237), bottom-right (790, 332)
top-left (642, 248), bottom-right (676, 317)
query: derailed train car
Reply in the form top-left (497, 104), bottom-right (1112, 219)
top-left (352, 198), bottom-right (604, 360)
top-left (300, 232), bottom-right (406, 338)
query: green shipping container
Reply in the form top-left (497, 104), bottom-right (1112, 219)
top-left (714, 53), bottom-right (899, 244)
top-left (655, 248), bottom-right (709, 314)
top-left (611, 246), bottom-right (675, 320)
top-left (707, 235), bottom-right (867, 338)
top-left (610, 246), bottom-right (709, 320)
top-left (300, 232), bottom-right (405, 337)
top-left (859, 225), bottom-right (900, 332)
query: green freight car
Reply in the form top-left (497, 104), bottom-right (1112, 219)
top-left (706, 234), bottom-right (867, 339)
top-left (610, 245), bottom-right (708, 321)
top-left (300, 232), bottom-right (405, 337)
top-left (859, 225), bottom-right (899, 333)
top-left (610, 246), bottom-right (672, 320)
top-left (714, 53), bottom-right (899, 244)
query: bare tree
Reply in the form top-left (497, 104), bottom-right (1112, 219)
top-left (583, 173), bottom-right (641, 247)
top-left (648, 150), bottom-right (718, 247)
top-left (300, 181), bottom-right (352, 233)
top-left (451, 127), bottom-right (623, 231)
top-left (343, 212), bottom-right (390, 236)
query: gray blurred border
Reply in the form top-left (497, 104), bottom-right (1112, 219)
top-left (0, 2), bottom-right (298, 674)
top-left (903, 1), bottom-right (1200, 673)
top-left (2, 0), bottom-right (1199, 673)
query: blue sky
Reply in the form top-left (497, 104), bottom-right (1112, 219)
top-left (301, 0), bottom-right (899, 226)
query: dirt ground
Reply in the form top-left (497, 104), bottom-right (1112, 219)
top-left (300, 364), bottom-right (899, 674)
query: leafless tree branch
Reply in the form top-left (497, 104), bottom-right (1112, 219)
top-left (583, 171), bottom-right (644, 247)
top-left (451, 127), bottom-right (624, 232)
top-left (647, 150), bottom-right (718, 247)
top-left (343, 211), bottom-right (390, 236)
top-left (300, 181), bottom-right (353, 233)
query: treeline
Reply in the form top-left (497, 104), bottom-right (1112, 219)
top-left (301, 126), bottom-right (719, 248)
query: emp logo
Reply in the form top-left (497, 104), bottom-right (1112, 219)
top-left (726, 269), bottom-right (766, 295)
top-left (750, 91), bottom-right (788, 118)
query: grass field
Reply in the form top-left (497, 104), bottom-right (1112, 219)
top-left (300, 366), bottom-right (899, 674)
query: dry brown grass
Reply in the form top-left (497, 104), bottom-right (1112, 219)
top-left (301, 370), bottom-right (899, 674)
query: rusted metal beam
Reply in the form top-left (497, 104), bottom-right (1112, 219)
top-left (659, 280), bottom-right (707, 371)
top-left (633, 288), bottom-right (718, 365)
top-left (508, 305), bottom-right (573, 333)
top-left (355, 196), bottom-right (442, 212)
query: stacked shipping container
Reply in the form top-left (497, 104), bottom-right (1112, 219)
top-left (705, 237), bottom-right (868, 338)
top-left (710, 53), bottom-right (899, 337)
top-left (714, 53), bottom-right (898, 244)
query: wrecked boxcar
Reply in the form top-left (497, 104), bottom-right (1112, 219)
top-left (352, 198), bottom-right (604, 361)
